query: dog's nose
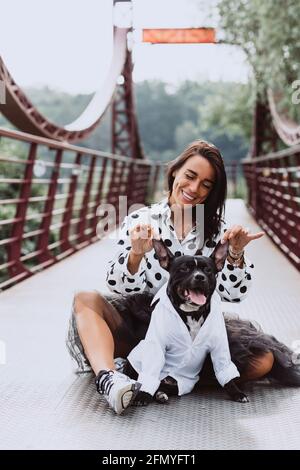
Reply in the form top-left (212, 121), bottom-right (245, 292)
top-left (194, 272), bottom-right (205, 281)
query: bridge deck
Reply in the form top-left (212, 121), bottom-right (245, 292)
top-left (1, 199), bottom-right (300, 450)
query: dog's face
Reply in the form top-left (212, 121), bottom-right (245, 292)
top-left (152, 239), bottom-right (228, 314)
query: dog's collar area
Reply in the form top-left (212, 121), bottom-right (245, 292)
top-left (186, 315), bottom-right (205, 340)
top-left (179, 302), bottom-right (201, 312)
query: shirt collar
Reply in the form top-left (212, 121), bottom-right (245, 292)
top-left (150, 197), bottom-right (170, 217)
top-left (151, 197), bottom-right (199, 232)
top-left (152, 283), bottom-right (175, 314)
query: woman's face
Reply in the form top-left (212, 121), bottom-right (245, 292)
top-left (169, 154), bottom-right (215, 207)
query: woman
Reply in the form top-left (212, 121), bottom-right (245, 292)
top-left (67, 140), bottom-right (298, 415)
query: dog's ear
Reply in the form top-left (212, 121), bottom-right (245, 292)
top-left (195, 248), bottom-right (202, 256)
top-left (152, 238), bottom-right (174, 271)
top-left (210, 240), bottom-right (229, 272)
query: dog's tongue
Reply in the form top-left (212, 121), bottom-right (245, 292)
top-left (187, 290), bottom-right (207, 305)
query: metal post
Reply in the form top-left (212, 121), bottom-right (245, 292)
top-left (36, 148), bottom-right (63, 263)
top-left (7, 143), bottom-right (37, 278)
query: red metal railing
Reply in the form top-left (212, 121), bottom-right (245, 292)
top-left (242, 146), bottom-right (300, 271)
top-left (0, 127), bottom-right (163, 290)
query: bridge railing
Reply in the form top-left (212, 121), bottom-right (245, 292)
top-left (242, 146), bottom-right (300, 271)
top-left (0, 127), bottom-right (163, 290)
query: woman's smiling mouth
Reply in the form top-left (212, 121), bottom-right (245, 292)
top-left (181, 190), bottom-right (196, 202)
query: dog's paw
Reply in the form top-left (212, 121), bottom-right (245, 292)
top-left (224, 379), bottom-right (249, 403)
top-left (232, 392), bottom-right (249, 403)
top-left (154, 390), bottom-right (169, 404)
top-left (132, 391), bottom-right (153, 406)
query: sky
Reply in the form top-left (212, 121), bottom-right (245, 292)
top-left (0, 0), bottom-right (250, 94)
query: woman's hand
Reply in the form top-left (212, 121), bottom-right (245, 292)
top-left (130, 223), bottom-right (156, 256)
top-left (221, 225), bottom-right (264, 252)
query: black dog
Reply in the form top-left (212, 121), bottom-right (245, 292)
top-left (127, 238), bottom-right (249, 406)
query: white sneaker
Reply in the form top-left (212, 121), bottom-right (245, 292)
top-left (96, 370), bottom-right (141, 415)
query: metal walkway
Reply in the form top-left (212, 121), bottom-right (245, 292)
top-left (1, 199), bottom-right (300, 450)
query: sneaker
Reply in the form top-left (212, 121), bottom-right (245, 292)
top-left (95, 370), bottom-right (141, 415)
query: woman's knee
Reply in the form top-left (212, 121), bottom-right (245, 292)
top-left (244, 351), bottom-right (274, 380)
top-left (73, 290), bottom-right (105, 316)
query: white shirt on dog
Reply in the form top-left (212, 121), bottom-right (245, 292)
top-left (127, 284), bottom-right (240, 396)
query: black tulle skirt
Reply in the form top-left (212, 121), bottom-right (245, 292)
top-left (104, 292), bottom-right (300, 386)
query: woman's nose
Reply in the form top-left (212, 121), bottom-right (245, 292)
top-left (188, 180), bottom-right (200, 195)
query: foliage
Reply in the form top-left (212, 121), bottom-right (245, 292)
top-left (25, 86), bottom-right (92, 126)
top-left (0, 80), bottom-right (252, 162)
top-left (135, 80), bottom-right (251, 162)
top-left (218, 0), bottom-right (300, 121)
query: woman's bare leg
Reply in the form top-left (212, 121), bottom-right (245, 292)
top-left (73, 291), bottom-right (141, 415)
top-left (73, 291), bottom-right (131, 375)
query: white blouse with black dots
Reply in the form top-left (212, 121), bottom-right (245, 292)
top-left (106, 198), bottom-right (254, 302)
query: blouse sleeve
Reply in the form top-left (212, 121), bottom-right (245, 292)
top-left (216, 222), bottom-right (255, 303)
top-left (210, 312), bottom-right (240, 386)
top-left (106, 214), bottom-right (147, 295)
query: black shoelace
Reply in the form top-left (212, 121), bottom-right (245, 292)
top-left (95, 370), bottom-right (114, 395)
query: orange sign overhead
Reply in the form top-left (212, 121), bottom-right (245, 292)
top-left (142, 28), bottom-right (216, 44)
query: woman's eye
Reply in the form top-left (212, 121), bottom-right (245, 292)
top-left (185, 174), bottom-right (193, 180)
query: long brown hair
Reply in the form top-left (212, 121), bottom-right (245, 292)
top-left (167, 140), bottom-right (227, 243)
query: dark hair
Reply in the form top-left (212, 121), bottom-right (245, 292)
top-left (167, 140), bottom-right (227, 242)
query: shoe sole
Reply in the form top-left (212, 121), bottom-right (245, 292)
top-left (115, 382), bottom-right (142, 415)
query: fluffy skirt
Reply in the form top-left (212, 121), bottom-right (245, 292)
top-left (224, 314), bottom-right (300, 385)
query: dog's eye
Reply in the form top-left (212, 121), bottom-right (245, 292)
top-left (204, 267), bottom-right (212, 274)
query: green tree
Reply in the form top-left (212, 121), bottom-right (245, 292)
top-left (135, 81), bottom-right (184, 154)
top-left (199, 82), bottom-right (252, 141)
top-left (1, 80), bottom-right (252, 163)
top-left (218, 0), bottom-right (300, 121)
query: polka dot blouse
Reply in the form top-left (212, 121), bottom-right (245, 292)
top-left (106, 198), bottom-right (254, 302)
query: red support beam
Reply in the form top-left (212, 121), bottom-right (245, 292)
top-left (59, 152), bottom-right (83, 252)
top-left (76, 155), bottom-right (96, 244)
top-left (7, 142), bottom-right (37, 279)
top-left (36, 149), bottom-right (63, 264)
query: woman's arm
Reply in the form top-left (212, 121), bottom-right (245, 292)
top-left (216, 255), bottom-right (254, 303)
top-left (127, 251), bottom-right (144, 275)
top-left (215, 222), bottom-right (258, 303)
top-left (106, 210), bottom-right (157, 295)
top-left (106, 215), bottom-right (147, 294)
